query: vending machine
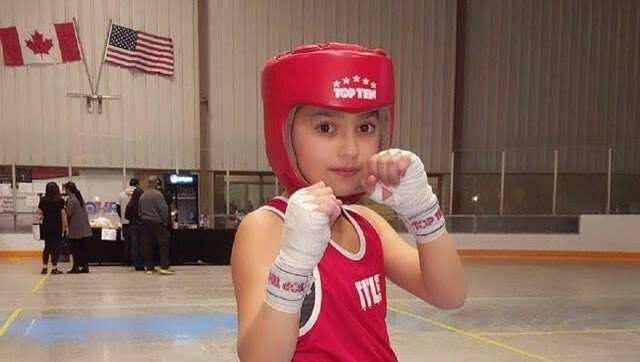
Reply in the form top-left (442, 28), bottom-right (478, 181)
top-left (164, 173), bottom-right (199, 228)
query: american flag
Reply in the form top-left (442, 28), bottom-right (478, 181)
top-left (104, 24), bottom-right (174, 76)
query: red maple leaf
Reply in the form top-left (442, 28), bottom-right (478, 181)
top-left (25, 30), bottom-right (54, 59)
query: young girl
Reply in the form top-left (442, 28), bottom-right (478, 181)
top-left (231, 43), bottom-right (466, 362)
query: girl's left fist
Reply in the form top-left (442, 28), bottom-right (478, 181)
top-left (363, 149), bottom-right (432, 217)
top-left (363, 149), bottom-right (446, 243)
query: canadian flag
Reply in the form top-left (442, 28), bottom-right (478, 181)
top-left (0, 22), bottom-right (81, 66)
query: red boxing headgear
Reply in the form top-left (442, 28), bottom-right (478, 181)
top-left (262, 43), bottom-right (395, 200)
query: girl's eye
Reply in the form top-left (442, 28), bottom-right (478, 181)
top-left (359, 123), bottom-right (376, 133)
top-left (318, 124), bottom-right (333, 133)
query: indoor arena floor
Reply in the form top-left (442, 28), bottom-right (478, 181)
top-left (0, 257), bottom-right (639, 362)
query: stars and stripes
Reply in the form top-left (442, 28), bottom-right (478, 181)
top-left (104, 24), bottom-right (174, 77)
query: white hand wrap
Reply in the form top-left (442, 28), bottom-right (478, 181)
top-left (369, 149), bottom-right (446, 243)
top-left (265, 188), bottom-right (331, 314)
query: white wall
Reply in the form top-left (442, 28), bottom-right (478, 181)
top-left (3, 214), bottom-right (639, 252)
top-left (0, 233), bottom-right (42, 251)
top-left (462, 0), bottom-right (640, 173)
top-left (0, 0), bottom-right (200, 170)
top-left (0, 169), bottom-right (128, 212)
top-left (449, 215), bottom-right (640, 252)
top-left (202, 0), bottom-right (457, 173)
top-left (0, 168), bottom-right (129, 237)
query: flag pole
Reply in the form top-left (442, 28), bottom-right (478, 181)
top-left (94, 19), bottom-right (113, 95)
top-left (72, 17), bottom-right (95, 94)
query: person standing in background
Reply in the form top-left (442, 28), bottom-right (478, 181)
top-left (117, 178), bottom-right (139, 266)
top-left (156, 177), bottom-right (174, 229)
top-left (63, 182), bottom-right (93, 274)
top-left (37, 182), bottom-right (68, 275)
top-left (125, 186), bottom-right (145, 271)
top-left (139, 176), bottom-right (174, 275)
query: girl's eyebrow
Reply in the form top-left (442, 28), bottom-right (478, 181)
top-left (310, 109), bottom-right (338, 118)
top-left (362, 110), bottom-right (380, 118)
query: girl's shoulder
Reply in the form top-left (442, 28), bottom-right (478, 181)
top-left (232, 209), bottom-right (285, 271)
top-left (235, 208), bottom-right (284, 244)
top-left (245, 206), bottom-right (283, 222)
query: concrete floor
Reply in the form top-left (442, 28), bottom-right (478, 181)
top-left (0, 258), bottom-right (639, 362)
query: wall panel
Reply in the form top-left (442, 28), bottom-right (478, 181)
top-left (0, 0), bottom-right (199, 170)
top-left (462, 0), bottom-right (639, 173)
top-left (204, 0), bottom-right (456, 173)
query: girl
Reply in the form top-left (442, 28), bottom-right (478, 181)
top-left (232, 43), bottom-right (466, 361)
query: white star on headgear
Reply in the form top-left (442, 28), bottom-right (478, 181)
top-left (342, 77), bottom-right (350, 85)
top-left (352, 75), bottom-right (360, 83)
top-left (363, 78), bottom-right (369, 85)
top-left (333, 80), bottom-right (341, 87)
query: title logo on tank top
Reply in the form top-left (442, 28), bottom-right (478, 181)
top-left (355, 274), bottom-right (382, 310)
top-left (333, 75), bottom-right (377, 100)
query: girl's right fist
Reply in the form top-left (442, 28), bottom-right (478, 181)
top-left (305, 181), bottom-right (343, 226)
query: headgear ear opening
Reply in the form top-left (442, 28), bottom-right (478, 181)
top-left (262, 43), bottom-right (395, 202)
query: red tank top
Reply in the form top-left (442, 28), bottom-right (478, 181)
top-left (261, 197), bottom-right (398, 362)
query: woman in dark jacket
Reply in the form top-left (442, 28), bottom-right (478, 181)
top-left (37, 182), bottom-right (68, 275)
top-left (63, 182), bottom-right (93, 274)
top-left (125, 187), bottom-right (144, 270)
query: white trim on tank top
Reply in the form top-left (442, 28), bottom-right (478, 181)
top-left (329, 205), bottom-right (366, 261)
top-left (298, 266), bottom-right (322, 337)
top-left (260, 198), bottom-right (366, 261)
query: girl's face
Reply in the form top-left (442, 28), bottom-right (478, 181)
top-left (291, 106), bottom-right (381, 196)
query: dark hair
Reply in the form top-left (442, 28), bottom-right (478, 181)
top-left (45, 182), bottom-right (61, 198)
top-left (129, 178), bottom-right (140, 187)
top-left (63, 181), bottom-right (85, 206)
top-left (147, 175), bottom-right (159, 188)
